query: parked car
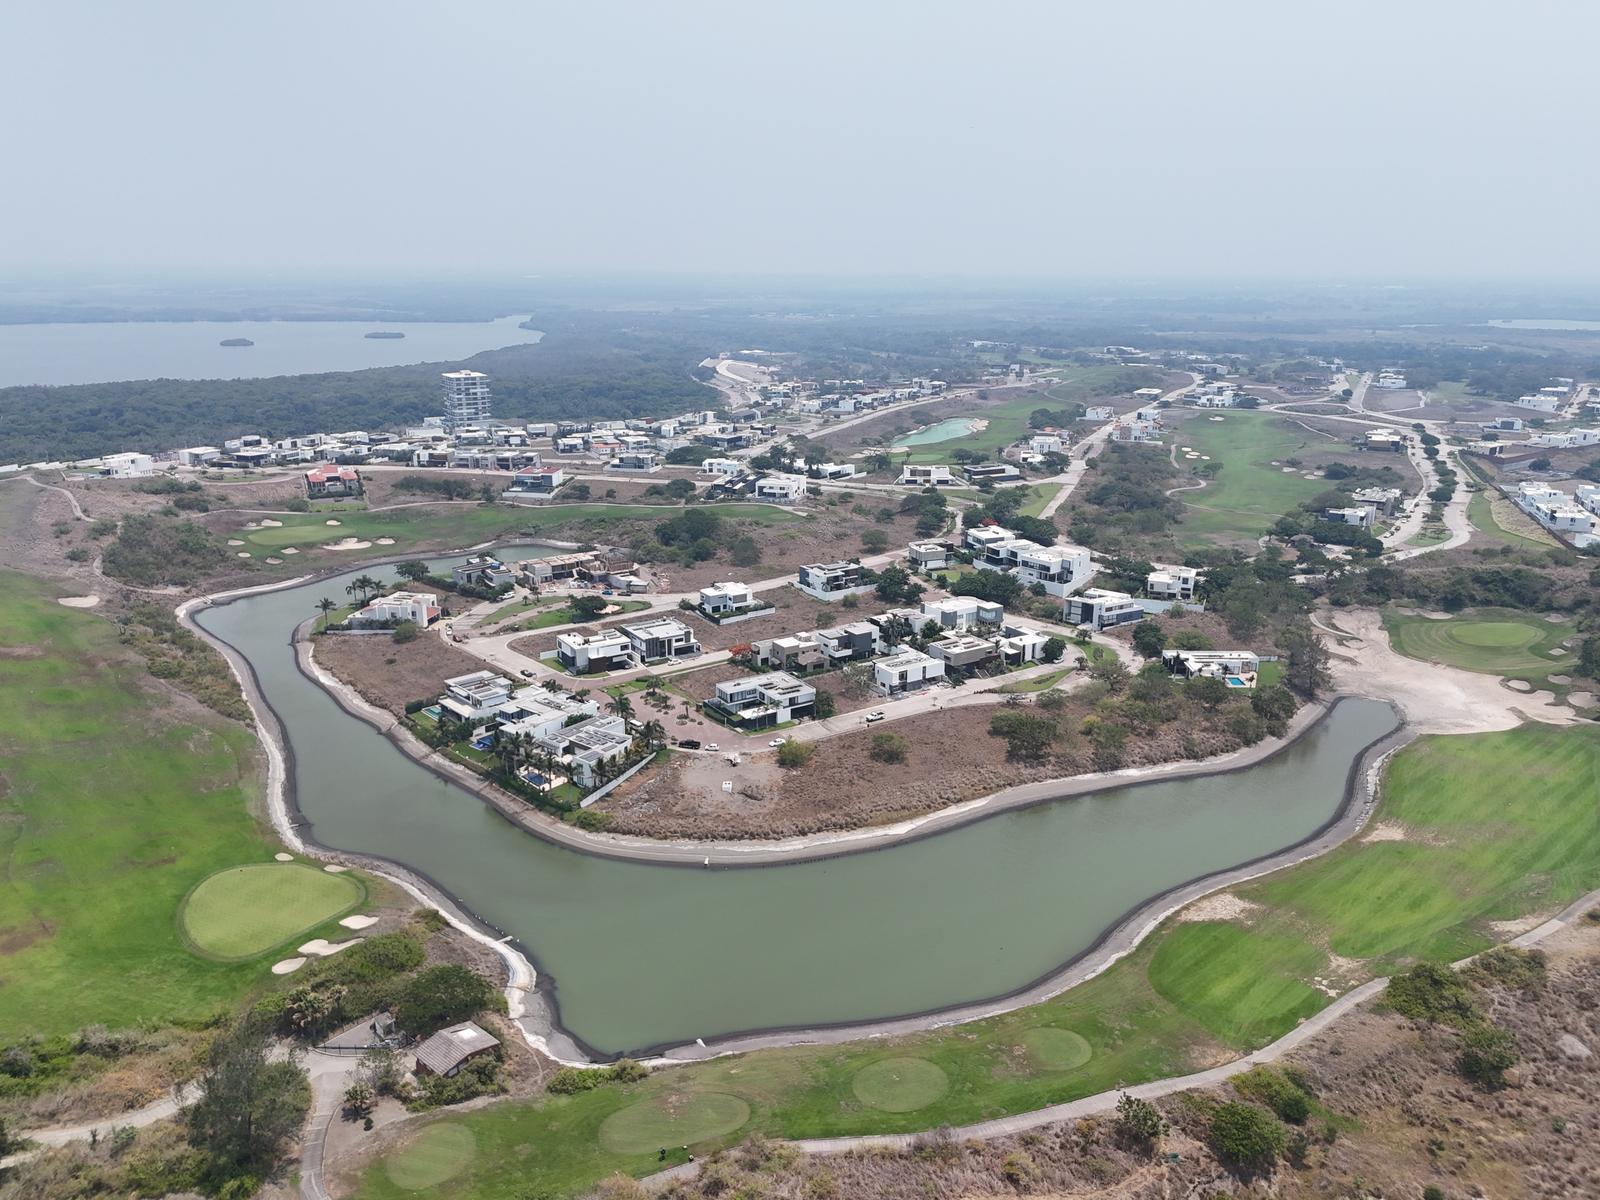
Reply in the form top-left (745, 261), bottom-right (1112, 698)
top-left (519, 669), bottom-right (535, 678)
top-left (865, 711), bottom-right (886, 723)
top-left (768, 738), bottom-right (786, 748)
top-left (705, 743), bottom-right (720, 752)
top-left (678, 738), bottom-right (701, 750)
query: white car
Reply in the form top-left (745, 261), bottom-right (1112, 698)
top-left (768, 738), bottom-right (786, 748)
top-left (705, 743), bottom-right (720, 752)
top-left (864, 711), bottom-right (886, 723)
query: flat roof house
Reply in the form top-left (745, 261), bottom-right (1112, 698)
top-left (797, 560), bottom-right (870, 600)
top-left (872, 647), bottom-right (946, 695)
top-left (438, 671), bottom-right (516, 723)
top-left (1064, 588), bottom-right (1145, 630)
top-left (700, 457), bottom-right (744, 476)
top-left (929, 633), bottom-right (1000, 671)
top-left (1145, 564), bottom-right (1199, 602)
top-left (697, 581), bottom-right (760, 616)
top-left (707, 671), bottom-right (817, 729)
top-left (1324, 506), bottom-right (1376, 528)
top-left (751, 633), bottom-right (828, 672)
top-left (556, 628), bottom-right (635, 674)
top-left (350, 590), bottom-right (439, 628)
top-left (506, 466), bottom-right (565, 495)
top-left (906, 541), bottom-right (952, 571)
top-left (896, 464), bottom-right (955, 486)
top-left (921, 596), bottom-right (1003, 631)
top-left (413, 1021), bottom-right (500, 1077)
top-left (963, 462), bottom-right (1022, 483)
top-left (811, 621), bottom-right (880, 663)
top-left (1351, 486), bottom-right (1404, 515)
top-left (1361, 430), bottom-right (1408, 452)
top-left (538, 714), bottom-right (634, 786)
top-left (621, 618), bottom-right (700, 664)
top-left (753, 474), bottom-right (808, 503)
top-left (1163, 649), bottom-right (1260, 685)
top-left (452, 556), bottom-right (515, 589)
top-left (494, 684), bottom-right (600, 741)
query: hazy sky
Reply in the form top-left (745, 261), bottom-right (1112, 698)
top-left (5, 1), bottom-right (1598, 281)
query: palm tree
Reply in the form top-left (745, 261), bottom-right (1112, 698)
top-left (316, 597), bottom-right (337, 630)
top-left (608, 694), bottom-right (634, 721)
top-left (354, 574), bottom-right (381, 602)
top-left (640, 719), bottom-right (666, 750)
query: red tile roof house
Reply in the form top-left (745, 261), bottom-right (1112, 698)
top-left (304, 465), bottom-right (363, 498)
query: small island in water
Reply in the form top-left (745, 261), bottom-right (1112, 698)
top-left (364, 330), bottom-right (406, 339)
top-left (219, 337), bottom-right (254, 347)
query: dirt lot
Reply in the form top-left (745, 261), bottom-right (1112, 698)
top-left (1102, 608), bottom-right (1278, 655)
top-left (311, 630), bottom-right (491, 716)
top-left (659, 918), bottom-right (1600, 1200)
top-left (596, 698), bottom-right (1251, 840)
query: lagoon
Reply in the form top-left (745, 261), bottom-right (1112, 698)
top-left (0, 314), bottom-right (540, 387)
top-left (196, 553), bottom-right (1398, 1055)
top-left (896, 416), bottom-right (978, 445)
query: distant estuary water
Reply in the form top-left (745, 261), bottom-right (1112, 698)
top-left (196, 551), bottom-right (1401, 1056)
top-left (0, 314), bottom-right (540, 387)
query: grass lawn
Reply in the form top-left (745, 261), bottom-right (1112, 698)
top-left (998, 667), bottom-right (1072, 693)
top-left (1383, 608), bottom-right (1576, 694)
top-left (384, 1121), bottom-right (477, 1190)
top-left (231, 502), bottom-right (801, 558)
top-left (0, 571), bottom-right (291, 1035)
top-left (1170, 413), bottom-right (1331, 550)
top-left (1466, 489), bottom-right (1559, 550)
top-left (179, 863), bottom-right (364, 960)
top-left (888, 372), bottom-right (1131, 466)
top-left (515, 599), bottom-right (651, 632)
top-left (356, 721), bottom-right (1600, 1199)
top-left (1015, 483), bottom-right (1061, 518)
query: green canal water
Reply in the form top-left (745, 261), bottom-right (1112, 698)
top-left (198, 553), bottom-right (1398, 1055)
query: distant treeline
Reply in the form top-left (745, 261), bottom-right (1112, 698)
top-left (0, 327), bottom-right (715, 463)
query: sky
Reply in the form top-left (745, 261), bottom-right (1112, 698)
top-left (4, 0), bottom-right (1598, 282)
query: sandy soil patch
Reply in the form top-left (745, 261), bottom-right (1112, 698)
top-left (271, 957), bottom-right (307, 975)
top-left (1324, 609), bottom-right (1575, 732)
top-left (1176, 893), bottom-right (1261, 923)
top-left (339, 914), bottom-right (380, 930)
top-left (328, 538), bottom-right (373, 550)
top-left (1362, 821), bottom-right (1409, 843)
top-left (274, 852), bottom-right (295, 862)
top-left (56, 595), bottom-right (100, 608)
top-left (312, 632), bottom-right (487, 717)
top-left (299, 937), bottom-right (361, 956)
top-left (1488, 914), bottom-right (1549, 937)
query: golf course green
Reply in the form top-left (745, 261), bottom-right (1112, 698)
top-left (1383, 608), bottom-right (1575, 693)
top-left (179, 862), bottom-right (365, 960)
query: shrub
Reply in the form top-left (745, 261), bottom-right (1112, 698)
top-left (391, 621), bottom-right (419, 644)
top-left (1458, 1025), bottom-right (1518, 1087)
top-left (1465, 946), bottom-right (1546, 993)
top-left (1232, 1067), bottom-right (1311, 1124)
top-left (1385, 962), bottom-right (1478, 1028)
top-left (989, 711), bottom-right (1057, 762)
top-left (776, 741), bottom-right (814, 769)
top-left (1115, 1092), bottom-right (1166, 1143)
top-left (1209, 1101), bottom-right (1286, 1170)
top-left (394, 965), bottom-right (499, 1036)
top-left (869, 733), bottom-right (907, 763)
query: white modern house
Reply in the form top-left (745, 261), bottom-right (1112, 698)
top-left (556, 628), bottom-right (635, 674)
top-left (920, 596), bottom-right (1004, 631)
top-left (697, 581), bottom-right (762, 616)
top-left (700, 457), bottom-right (744, 476)
top-left (1063, 588), bottom-right (1145, 630)
top-left (506, 466), bottom-right (566, 495)
top-left (176, 446), bottom-right (222, 467)
top-left (1145, 564), bottom-right (1199, 602)
top-left (349, 590), bottom-right (440, 628)
top-left (1029, 433), bottom-right (1065, 455)
top-left (1323, 505), bottom-right (1377, 528)
top-left (753, 474), bottom-right (808, 503)
top-left (494, 684), bottom-right (601, 742)
top-left (707, 672), bottom-right (817, 728)
top-left (797, 560), bottom-right (873, 600)
top-left (437, 671), bottom-right (516, 723)
top-left (621, 618), bottom-right (700, 663)
top-left (906, 541), bottom-right (953, 571)
top-left (872, 647), bottom-right (946, 695)
top-left (1163, 649), bottom-right (1261, 685)
top-left (963, 525), bottom-right (1092, 597)
top-left (1084, 405), bottom-right (1115, 421)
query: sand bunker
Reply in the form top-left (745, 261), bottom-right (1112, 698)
top-left (339, 914), bottom-right (380, 930)
top-left (328, 538), bottom-right (373, 550)
top-left (260, 518), bottom-right (283, 527)
top-left (1505, 679), bottom-right (1533, 692)
top-left (323, 864), bottom-right (348, 873)
top-left (57, 595), bottom-right (100, 608)
top-left (265, 557), bottom-right (283, 564)
top-left (282, 547), bottom-right (299, 555)
top-left (324, 519), bottom-right (342, 526)
top-left (274, 852), bottom-right (295, 862)
top-left (1550, 674), bottom-right (1572, 684)
top-left (375, 537), bottom-right (396, 545)
top-left (1178, 893), bottom-right (1261, 923)
top-left (271, 957), bottom-right (307, 975)
top-left (1568, 691), bottom-right (1596, 708)
top-left (227, 539), bottom-right (244, 546)
top-left (236, 552), bottom-right (252, 558)
top-left (298, 938), bottom-right (362, 957)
